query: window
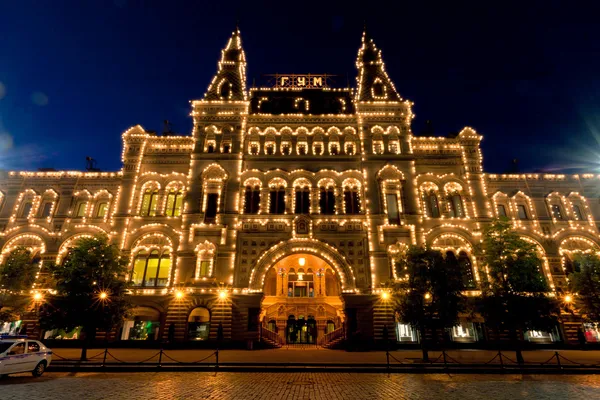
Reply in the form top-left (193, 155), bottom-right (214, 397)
top-left (386, 194), bottom-right (400, 224)
top-left (573, 205), bottom-right (584, 220)
top-left (131, 250), bottom-right (171, 287)
top-left (319, 187), bottom-right (336, 214)
top-left (344, 188), bottom-right (361, 214)
top-left (551, 204), bottom-right (564, 220)
top-left (21, 202), bottom-right (33, 218)
top-left (373, 82), bottom-right (385, 98)
top-left (166, 190), bottom-right (183, 217)
top-left (424, 192), bottom-right (440, 218)
top-left (41, 202), bottom-right (53, 218)
top-left (330, 143), bottom-right (339, 155)
top-left (298, 143), bottom-right (307, 155)
top-left (458, 251), bottom-right (476, 289)
top-left (141, 188), bottom-right (158, 216)
top-left (198, 260), bottom-right (210, 277)
top-left (287, 271), bottom-right (315, 297)
top-left (450, 194), bottom-right (465, 218)
top-left (207, 143), bottom-right (215, 153)
top-left (396, 323), bottom-right (417, 342)
top-left (269, 186), bottom-right (286, 214)
top-left (281, 143), bottom-right (291, 155)
top-left (313, 143), bottom-right (323, 155)
top-left (373, 141), bottom-right (384, 154)
top-left (517, 204), bottom-right (528, 220)
top-left (75, 202), bottom-right (87, 218)
top-left (345, 143), bottom-right (355, 155)
top-left (188, 307), bottom-right (210, 341)
top-left (28, 341), bottom-right (40, 353)
top-left (204, 193), bottom-right (218, 223)
top-left (497, 204), bottom-right (507, 217)
top-left (9, 342), bottom-right (25, 355)
top-left (222, 143), bottom-right (231, 153)
top-left (389, 142), bottom-right (399, 154)
top-left (244, 186), bottom-right (261, 214)
top-left (250, 143), bottom-right (259, 155)
top-left (220, 81), bottom-right (231, 98)
top-left (265, 145), bottom-right (274, 155)
top-left (96, 202), bottom-right (108, 218)
top-left (295, 187), bottom-right (310, 214)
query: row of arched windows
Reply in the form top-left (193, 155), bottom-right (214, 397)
top-left (139, 188), bottom-right (183, 217)
top-left (243, 186), bottom-right (361, 215)
top-left (15, 193), bottom-right (110, 220)
top-left (422, 191), bottom-right (466, 218)
top-left (247, 138), bottom-right (357, 156)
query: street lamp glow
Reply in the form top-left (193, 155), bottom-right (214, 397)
top-left (219, 290), bottom-right (228, 300)
top-left (33, 292), bottom-right (42, 301)
top-left (99, 292), bottom-right (108, 300)
top-left (298, 257), bottom-right (306, 267)
top-left (424, 293), bottom-right (431, 300)
top-left (175, 290), bottom-right (184, 299)
top-left (381, 291), bottom-right (390, 300)
top-left (564, 294), bottom-right (573, 303)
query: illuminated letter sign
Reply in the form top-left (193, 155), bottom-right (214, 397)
top-left (273, 74), bottom-right (331, 88)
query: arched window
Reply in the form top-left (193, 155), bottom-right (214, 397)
top-left (131, 250), bottom-right (171, 287)
top-left (75, 202), bottom-right (87, 218)
top-left (297, 142), bottom-right (307, 155)
top-left (281, 142), bottom-right (291, 155)
top-left (188, 308), bottom-right (211, 341)
top-left (373, 82), bottom-right (385, 98)
top-left (96, 202), bottom-right (108, 218)
top-left (220, 80), bottom-right (231, 99)
top-left (551, 204), bottom-right (564, 220)
top-left (329, 142), bottom-right (339, 155)
top-left (207, 143), bottom-right (215, 153)
top-left (269, 186), bottom-right (286, 214)
top-left (319, 187), bottom-right (336, 214)
top-left (40, 202), bottom-right (53, 218)
top-left (295, 186), bottom-right (310, 214)
top-left (20, 201), bottom-right (32, 218)
top-left (141, 188), bottom-right (159, 216)
top-left (345, 142), bottom-right (355, 155)
top-left (344, 187), bottom-right (361, 214)
top-left (572, 204), bottom-right (584, 220)
top-left (424, 191), bottom-right (440, 218)
top-left (450, 193), bottom-right (465, 218)
top-left (249, 143), bottom-right (259, 155)
top-left (165, 189), bottom-right (183, 217)
top-left (458, 251), bottom-right (476, 289)
top-left (244, 186), bottom-right (261, 214)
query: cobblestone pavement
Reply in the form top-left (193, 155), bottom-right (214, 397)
top-left (1, 372), bottom-right (600, 400)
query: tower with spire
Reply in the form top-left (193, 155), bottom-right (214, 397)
top-left (203, 26), bottom-right (247, 101)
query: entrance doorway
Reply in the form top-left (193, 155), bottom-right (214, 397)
top-left (286, 315), bottom-right (317, 344)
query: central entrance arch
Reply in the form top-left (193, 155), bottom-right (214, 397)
top-left (261, 253), bottom-right (344, 345)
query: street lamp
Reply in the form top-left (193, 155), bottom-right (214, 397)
top-left (219, 290), bottom-right (228, 300)
top-left (175, 290), bottom-right (184, 299)
top-left (424, 292), bottom-right (431, 300)
top-left (33, 292), bottom-right (43, 301)
top-left (381, 291), bottom-right (390, 300)
top-left (564, 294), bottom-right (573, 303)
top-left (99, 292), bottom-right (108, 300)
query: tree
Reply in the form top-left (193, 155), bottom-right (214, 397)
top-left (480, 218), bottom-right (559, 363)
top-left (396, 246), bottom-right (466, 361)
top-left (0, 247), bottom-right (40, 330)
top-left (567, 253), bottom-right (600, 323)
top-left (39, 235), bottom-right (132, 360)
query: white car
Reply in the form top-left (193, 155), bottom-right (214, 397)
top-left (0, 336), bottom-right (52, 377)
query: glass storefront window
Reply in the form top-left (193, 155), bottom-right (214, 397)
top-left (188, 308), bottom-right (210, 341)
top-left (583, 323), bottom-right (600, 343)
top-left (450, 322), bottom-right (478, 343)
top-left (121, 320), bottom-right (160, 341)
top-left (44, 326), bottom-right (82, 340)
top-left (396, 323), bottom-right (417, 342)
top-left (524, 328), bottom-right (560, 343)
top-left (0, 320), bottom-right (22, 336)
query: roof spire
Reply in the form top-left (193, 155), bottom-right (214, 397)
top-left (203, 29), bottom-right (247, 101)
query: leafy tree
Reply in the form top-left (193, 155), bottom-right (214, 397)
top-left (567, 253), bottom-right (600, 323)
top-left (480, 218), bottom-right (559, 363)
top-left (39, 235), bottom-right (132, 360)
top-left (396, 246), bottom-right (466, 361)
top-left (0, 247), bottom-right (40, 327)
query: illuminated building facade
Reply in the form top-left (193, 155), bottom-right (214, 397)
top-left (2, 29), bottom-right (600, 345)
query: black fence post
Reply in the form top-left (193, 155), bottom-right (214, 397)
top-left (442, 350), bottom-right (448, 367)
top-left (102, 347), bottom-right (108, 367)
top-left (158, 347), bottom-right (163, 367)
top-left (215, 348), bottom-right (219, 372)
top-left (498, 350), bottom-right (504, 369)
top-left (555, 351), bottom-right (562, 369)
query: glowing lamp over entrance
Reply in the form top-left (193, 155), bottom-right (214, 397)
top-left (219, 290), bottom-right (228, 300)
top-left (298, 257), bottom-right (306, 267)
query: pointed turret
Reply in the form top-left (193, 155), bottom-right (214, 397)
top-left (355, 29), bottom-right (401, 102)
top-left (204, 28), bottom-right (247, 101)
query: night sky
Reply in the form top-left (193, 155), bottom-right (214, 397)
top-left (1, 1), bottom-right (599, 173)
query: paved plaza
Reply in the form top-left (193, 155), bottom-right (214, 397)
top-left (1, 372), bottom-right (600, 399)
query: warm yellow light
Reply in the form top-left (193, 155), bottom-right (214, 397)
top-left (33, 292), bottom-right (42, 301)
top-left (424, 293), bottom-right (431, 300)
top-left (99, 292), bottom-right (108, 300)
top-left (564, 294), bottom-right (573, 303)
top-left (381, 291), bottom-right (390, 300)
top-left (298, 257), bottom-right (306, 266)
top-left (219, 290), bottom-right (228, 300)
top-left (175, 290), bottom-right (184, 299)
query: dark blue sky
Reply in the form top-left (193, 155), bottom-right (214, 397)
top-left (1, 1), bottom-right (600, 173)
